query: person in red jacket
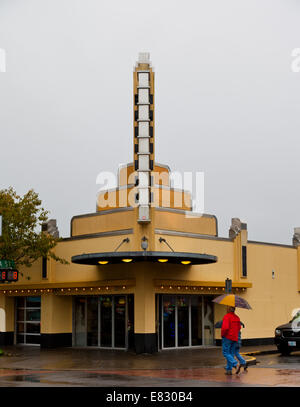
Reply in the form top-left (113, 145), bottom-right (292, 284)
top-left (221, 306), bottom-right (241, 375)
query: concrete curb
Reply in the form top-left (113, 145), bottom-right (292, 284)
top-left (240, 348), bottom-right (279, 365)
top-left (243, 349), bottom-right (279, 356)
top-left (240, 354), bottom-right (257, 366)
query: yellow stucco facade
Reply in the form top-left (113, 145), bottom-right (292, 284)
top-left (1, 204), bottom-right (299, 351)
top-left (0, 53), bottom-right (299, 353)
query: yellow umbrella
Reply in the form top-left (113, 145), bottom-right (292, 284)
top-left (212, 294), bottom-right (252, 310)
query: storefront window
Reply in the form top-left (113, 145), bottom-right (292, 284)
top-left (15, 296), bottom-right (41, 345)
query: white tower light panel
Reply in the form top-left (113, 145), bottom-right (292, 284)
top-left (138, 122), bottom-right (149, 137)
top-left (138, 155), bottom-right (150, 171)
top-left (139, 188), bottom-right (150, 205)
top-left (139, 172), bottom-right (150, 188)
top-left (138, 105), bottom-right (149, 120)
top-left (138, 138), bottom-right (150, 154)
top-left (135, 53), bottom-right (152, 223)
top-left (138, 73), bottom-right (149, 87)
top-left (138, 88), bottom-right (149, 104)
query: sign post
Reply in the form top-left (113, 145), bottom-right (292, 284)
top-left (225, 278), bottom-right (232, 294)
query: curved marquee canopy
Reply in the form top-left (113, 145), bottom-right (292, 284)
top-left (71, 251), bottom-right (217, 266)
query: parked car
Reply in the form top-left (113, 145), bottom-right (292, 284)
top-left (275, 312), bottom-right (300, 355)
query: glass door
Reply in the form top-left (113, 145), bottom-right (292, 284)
top-left (203, 296), bottom-right (215, 345)
top-left (100, 296), bottom-right (112, 347)
top-left (191, 296), bottom-right (203, 345)
top-left (73, 295), bottom-right (129, 349)
top-left (162, 295), bottom-right (176, 348)
top-left (114, 296), bottom-right (126, 348)
top-left (87, 296), bottom-right (98, 346)
top-left (16, 296), bottom-right (41, 346)
top-left (127, 295), bottom-right (134, 349)
top-left (74, 297), bottom-right (86, 346)
top-left (161, 295), bottom-right (214, 349)
top-left (177, 296), bottom-right (189, 347)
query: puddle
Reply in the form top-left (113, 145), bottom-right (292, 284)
top-left (2, 374), bottom-right (77, 386)
top-left (6, 375), bottom-right (40, 383)
top-left (84, 373), bottom-right (135, 381)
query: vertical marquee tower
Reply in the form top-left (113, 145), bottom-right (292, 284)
top-left (133, 52), bottom-right (155, 223)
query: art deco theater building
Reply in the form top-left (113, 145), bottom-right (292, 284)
top-left (1, 54), bottom-right (300, 353)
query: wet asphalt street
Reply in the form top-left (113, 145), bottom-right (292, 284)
top-left (0, 345), bottom-right (300, 387)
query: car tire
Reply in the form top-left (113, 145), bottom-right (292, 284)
top-left (278, 345), bottom-right (291, 356)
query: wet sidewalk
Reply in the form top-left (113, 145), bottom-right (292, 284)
top-left (3, 345), bottom-right (300, 387)
top-left (0, 344), bottom-right (278, 371)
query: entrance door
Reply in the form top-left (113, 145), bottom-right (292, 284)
top-left (114, 296), bottom-right (126, 348)
top-left (162, 295), bottom-right (176, 348)
top-left (100, 296), bottom-right (112, 347)
top-left (177, 296), bottom-right (189, 347)
top-left (74, 295), bottom-right (131, 349)
top-left (203, 296), bottom-right (214, 345)
top-left (191, 296), bottom-right (203, 346)
top-left (160, 295), bottom-right (214, 349)
top-left (87, 296), bottom-right (98, 346)
top-left (74, 297), bottom-right (87, 346)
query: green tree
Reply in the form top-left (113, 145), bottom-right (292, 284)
top-left (0, 187), bottom-right (68, 268)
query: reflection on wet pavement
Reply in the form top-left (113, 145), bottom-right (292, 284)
top-left (1, 345), bottom-right (300, 387)
top-left (1, 366), bottom-right (300, 387)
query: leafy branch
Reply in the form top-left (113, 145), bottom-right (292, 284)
top-left (0, 187), bottom-right (68, 267)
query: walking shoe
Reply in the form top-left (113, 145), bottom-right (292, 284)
top-left (225, 370), bottom-right (232, 375)
top-left (236, 362), bottom-right (248, 374)
top-left (235, 364), bottom-right (242, 374)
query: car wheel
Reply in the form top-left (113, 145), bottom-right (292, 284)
top-left (278, 345), bottom-right (291, 356)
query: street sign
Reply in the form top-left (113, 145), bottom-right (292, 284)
top-left (0, 260), bottom-right (18, 282)
top-left (0, 269), bottom-right (18, 282)
top-left (0, 260), bottom-right (16, 269)
top-left (225, 278), bottom-right (232, 293)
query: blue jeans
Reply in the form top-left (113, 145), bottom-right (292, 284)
top-left (222, 337), bottom-right (238, 371)
top-left (234, 342), bottom-right (246, 366)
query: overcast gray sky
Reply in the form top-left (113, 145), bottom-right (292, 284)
top-left (0, 0), bottom-right (300, 244)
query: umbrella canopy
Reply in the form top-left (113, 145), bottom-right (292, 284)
top-left (212, 294), bottom-right (252, 310)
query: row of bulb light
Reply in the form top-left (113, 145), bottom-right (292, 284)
top-left (58, 286), bottom-right (127, 293)
top-left (1, 286), bottom-right (246, 294)
top-left (1, 286), bottom-right (127, 295)
top-left (159, 286), bottom-right (246, 292)
top-left (1, 289), bottom-right (53, 295)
